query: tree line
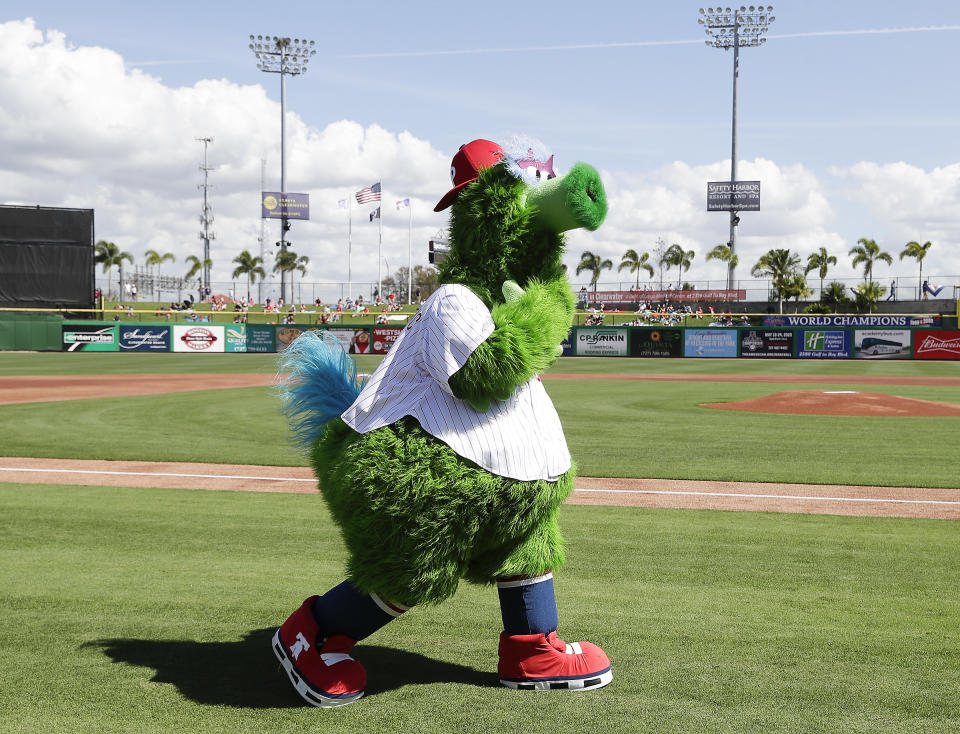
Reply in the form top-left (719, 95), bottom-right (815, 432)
top-left (575, 238), bottom-right (935, 313)
top-left (94, 241), bottom-right (309, 302)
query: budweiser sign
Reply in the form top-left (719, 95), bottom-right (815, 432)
top-left (913, 330), bottom-right (960, 359)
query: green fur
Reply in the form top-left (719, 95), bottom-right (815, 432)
top-left (439, 164), bottom-right (567, 308)
top-left (448, 277), bottom-right (574, 411)
top-left (303, 152), bottom-right (604, 607)
top-left (313, 417), bottom-right (573, 607)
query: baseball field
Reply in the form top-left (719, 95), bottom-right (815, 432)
top-left (1, 352), bottom-right (958, 733)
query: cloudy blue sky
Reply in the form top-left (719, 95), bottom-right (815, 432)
top-left (2, 1), bottom-right (959, 298)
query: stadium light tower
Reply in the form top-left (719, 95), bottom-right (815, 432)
top-left (698, 6), bottom-right (775, 290)
top-left (248, 34), bottom-right (316, 303)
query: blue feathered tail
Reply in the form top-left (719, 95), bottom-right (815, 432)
top-left (275, 330), bottom-right (363, 451)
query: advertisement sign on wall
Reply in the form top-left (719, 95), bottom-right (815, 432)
top-left (225, 325), bottom-right (247, 353)
top-left (763, 314), bottom-right (938, 328)
top-left (913, 330), bottom-right (960, 360)
top-left (246, 324), bottom-right (276, 353)
top-left (575, 327), bottom-right (628, 356)
top-left (683, 329), bottom-right (738, 358)
top-left (62, 324), bottom-right (117, 352)
top-left (739, 330), bottom-right (793, 358)
top-left (854, 330), bottom-right (911, 359)
top-left (630, 328), bottom-right (682, 357)
top-left (326, 327), bottom-right (372, 354)
top-left (118, 325), bottom-right (170, 352)
top-left (172, 324), bottom-right (225, 353)
top-left (276, 326), bottom-right (310, 351)
top-left (372, 326), bottom-right (404, 355)
top-left (797, 330), bottom-right (851, 359)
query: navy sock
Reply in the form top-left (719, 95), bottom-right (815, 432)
top-left (497, 573), bottom-right (559, 635)
top-left (312, 580), bottom-right (408, 641)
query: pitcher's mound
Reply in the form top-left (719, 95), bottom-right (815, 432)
top-left (703, 390), bottom-right (960, 416)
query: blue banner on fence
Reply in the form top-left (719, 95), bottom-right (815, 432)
top-left (118, 325), bottom-right (170, 352)
top-left (762, 314), bottom-right (937, 328)
top-left (683, 329), bottom-right (738, 358)
top-left (797, 330), bottom-right (852, 359)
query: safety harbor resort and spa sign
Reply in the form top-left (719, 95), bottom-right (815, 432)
top-left (707, 181), bottom-right (760, 212)
top-left (575, 327), bottom-right (628, 356)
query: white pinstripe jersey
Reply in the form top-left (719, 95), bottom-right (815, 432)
top-left (341, 284), bottom-right (571, 482)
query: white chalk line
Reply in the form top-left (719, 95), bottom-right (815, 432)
top-left (0, 467), bottom-right (314, 483)
top-left (1, 466), bottom-right (956, 506)
top-left (573, 488), bottom-right (960, 506)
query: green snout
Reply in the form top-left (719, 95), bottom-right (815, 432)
top-left (524, 162), bottom-right (607, 233)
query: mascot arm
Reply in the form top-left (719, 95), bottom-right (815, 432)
top-left (448, 277), bottom-right (574, 411)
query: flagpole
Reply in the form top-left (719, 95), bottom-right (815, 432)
top-left (377, 178), bottom-right (383, 301)
top-left (347, 196), bottom-right (352, 302)
top-left (407, 201), bottom-right (412, 304)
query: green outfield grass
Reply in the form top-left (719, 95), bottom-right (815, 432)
top-left (0, 356), bottom-right (957, 485)
top-left (1, 482), bottom-right (957, 734)
top-left (3, 352), bottom-right (960, 378)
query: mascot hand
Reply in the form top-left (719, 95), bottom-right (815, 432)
top-left (449, 277), bottom-right (575, 408)
top-left (502, 280), bottom-right (524, 304)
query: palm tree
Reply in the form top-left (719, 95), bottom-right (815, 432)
top-left (751, 248), bottom-right (801, 314)
top-left (899, 240), bottom-right (933, 299)
top-left (575, 251), bottom-right (613, 298)
top-left (804, 247), bottom-right (838, 296)
top-left (781, 272), bottom-right (813, 311)
top-left (852, 281), bottom-right (886, 314)
top-left (820, 281), bottom-right (852, 313)
top-left (274, 249), bottom-right (301, 301)
top-left (617, 248), bottom-right (654, 289)
top-left (94, 240), bottom-right (133, 300)
top-left (184, 255), bottom-right (212, 300)
top-left (144, 249), bottom-right (175, 300)
top-left (706, 243), bottom-right (739, 284)
top-left (849, 238), bottom-right (893, 283)
top-left (231, 250), bottom-right (265, 303)
top-left (293, 254), bottom-right (310, 303)
top-left (663, 244), bottom-right (695, 288)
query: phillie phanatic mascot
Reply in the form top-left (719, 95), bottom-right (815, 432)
top-left (273, 137), bottom-right (610, 707)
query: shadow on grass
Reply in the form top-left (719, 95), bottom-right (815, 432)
top-left (88, 628), bottom-right (493, 708)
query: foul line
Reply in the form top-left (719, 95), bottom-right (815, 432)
top-left (573, 488), bottom-right (960, 506)
top-left (1, 466), bottom-right (955, 506)
top-left (0, 467), bottom-right (315, 483)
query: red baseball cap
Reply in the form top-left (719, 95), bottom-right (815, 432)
top-left (433, 139), bottom-right (505, 212)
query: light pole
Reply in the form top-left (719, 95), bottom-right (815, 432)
top-left (196, 136), bottom-right (215, 296)
top-left (698, 5), bottom-right (775, 290)
top-left (249, 34), bottom-right (316, 303)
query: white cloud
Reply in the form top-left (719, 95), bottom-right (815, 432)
top-left (2, 17), bottom-right (958, 304)
top-left (0, 19), bottom-right (449, 300)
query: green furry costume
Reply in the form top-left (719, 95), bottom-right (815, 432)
top-left (287, 141), bottom-right (606, 609)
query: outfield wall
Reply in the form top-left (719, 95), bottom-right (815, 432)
top-left (32, 318), bottom-right (960, 360)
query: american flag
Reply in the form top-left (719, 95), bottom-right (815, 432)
top-left (395, 197), bottom-right (410, 210)
top-left (355, 182), bottom-right (381, 204)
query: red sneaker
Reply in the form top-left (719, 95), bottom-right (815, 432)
top-left (498, 631), bottom-right (612, 691)
top-left (272, 596), bottom-right (366, 707)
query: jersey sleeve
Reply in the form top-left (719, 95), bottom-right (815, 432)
top-left (422, 285), bottom-right (495, 395)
